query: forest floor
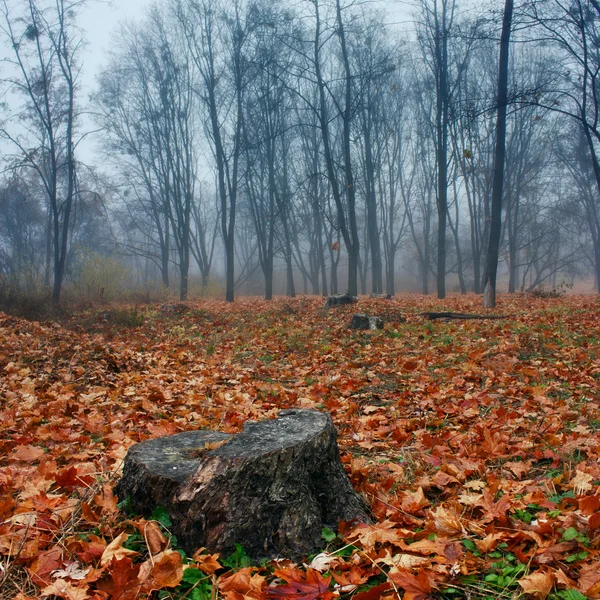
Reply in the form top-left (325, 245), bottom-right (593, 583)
top-left (1, 293), bottom-right (599, 600)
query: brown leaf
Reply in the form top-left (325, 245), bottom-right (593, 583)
top-left (40, 579), bottom-right (89, 600)
top-left (192, 548), bottom-right (223, 575)
top-left (518, 570), bottom-right (556, 599)
top-left (388, 567), bottom-right (435, 600)
top-left (100, 532), bottom-right (139, 566)
top-left (219, 567), bottom-right (267, 599)
top-left (431, 505), bottom-right (465, 536)
top-left (12, 444), bottom-right (45, 462)
top-left (352, 582), bottom-right (392, 600)
top-left (578, 563), bottom-right (600, 597)
top-left (29, 546), bottom-right (63, 587)
top-left (96, 557), bottom-right (141, 600)
top-left (141, 519), bottom-right (168, 554)
top-left (138, 549), bottom-right (184, 593)
top-left (267, 567), bottom-right (335, 600)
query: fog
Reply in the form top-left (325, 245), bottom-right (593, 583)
top-left (0, 0), bottom-right (598, 307)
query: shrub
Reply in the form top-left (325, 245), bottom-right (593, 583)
top-left (104, 306), bottom-right (145, 327)
top-left (0, 277), bottom-right (57, 320)
top-left (124, 281), bottom-right (173, 304)
top-left (528, 282), bottom-right (573, 299)
top-left (71, 251), bottom-right (129, 303)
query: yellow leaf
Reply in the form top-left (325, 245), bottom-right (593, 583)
top-left (100, 532), bottom-right (139, 566)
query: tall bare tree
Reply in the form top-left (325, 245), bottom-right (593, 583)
top-left (483, 0), bottom-right (514, 307)
top-left (1, 0), bottom-right (85, 304)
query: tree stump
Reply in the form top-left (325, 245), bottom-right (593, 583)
top-left (369, 293), bottom-right (392, 299)
top-left (115, 410), bottom-right (369, 560)
top-left (325, 293), bottom-right (358, 307)
top-left (350, 314), bottom-right (384, 330)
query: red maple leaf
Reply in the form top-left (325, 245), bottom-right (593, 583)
top-left (389, 568), bottom-right (436, 600)
top-left (267, 568), bottom-right (335, 600)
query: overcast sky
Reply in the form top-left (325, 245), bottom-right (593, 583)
top-left (78, 0), bottom-right (414, 93)
top-left (79, 0), bottom-right (152, 92)
top-left (0, 0), bottom-right (414, 165)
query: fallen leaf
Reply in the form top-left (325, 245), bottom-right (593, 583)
top-left (40, 579), bottom-right (89, 600)
top-left (308, 552), bottom-right (341, 573)
top-left (138, 549), bottom-right (184, 593)
top-left (12, 445), bottom-right (46, 462)
top-left (389, 567), bottom-right (435, 600)
top-left (192, 548), bottom-right (223, 575)
top-left (139, 519), bottom-right (168, 554)
top-left (219, 566), bottom-right (267, 599)
top-left (518, 570), bottom-right (556, 599)
top-left (267, 568), bottom-right (335, 600)
top-left (100, 532), bottom-right (139, 566)
top-left (51, 562), bottom-right (91, 581)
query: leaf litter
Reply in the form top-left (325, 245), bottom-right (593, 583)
top-left (1, 294), bottom-right (600, 599)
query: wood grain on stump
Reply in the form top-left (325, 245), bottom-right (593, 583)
top-left (115, 410), bottom-right (369, 559)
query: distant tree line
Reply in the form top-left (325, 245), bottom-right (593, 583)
top-left (1, 0), bottom-right (599, 303)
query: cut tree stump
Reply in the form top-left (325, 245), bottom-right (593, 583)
top-left (369, 293), bottom-right (392, 299)
top-left (325, 293), bottom-right (358, 307)
top-left (115, 410), bottom-right (369, 560)
top-left (350, 314), bottom-right (384, 330)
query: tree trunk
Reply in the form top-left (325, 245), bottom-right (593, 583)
top-left (483, 0), bottom-right (513, 307)
top-left (435, 8), bottom-right (449, 300)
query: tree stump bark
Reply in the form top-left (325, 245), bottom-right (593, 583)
top-left (325, 293), bottom-right (358, 307)
top-left (115, 410), bottom-right (369, 560)
top-left (369, 293), bottom-right (392, 299)
top-left (350, 314), bottom-right (384, 330)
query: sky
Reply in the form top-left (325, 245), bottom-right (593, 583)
top-left (0, 0), bottom-right (414, 166)
top-left (79, 0), bottom-right (152, 92)
top-left (78, 0), bottom-right (415, 94)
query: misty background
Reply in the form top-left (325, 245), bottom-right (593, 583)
top-left (0, 0), bottom-right (598, 306)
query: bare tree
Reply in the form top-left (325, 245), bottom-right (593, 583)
top-left (523, 0), bottom-right (600, 291)
top-left (96, 9), bottom-right (205, 300)
top-left (0, 0), bottom-right (85, 303)
top-left (174, 0), bottom-right (250, 302)
top-left (483, 0), bottom-right (514, 307)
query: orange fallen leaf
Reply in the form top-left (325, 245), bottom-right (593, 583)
top-left (388, 567), bottom-right (435, 600)
top-left (192, 548), bottom-right (223, 575)
top-left (267, 567), bottom-right (335, 600)
top-left (40, 579), bottom-right (89, 600)
top-left (431, 505), bottom-right (465, 536)
top-left (518, 570), bottom-right (556, 599)
top-left (12, 444), bottom-right (45, 462)
top-left (138, 549), bottom-right (184, 593)
top-left (140, 519), bottom-right (168, 554)
top-left (96, 557), bottom-right (141, 600)
top-left (29, 546), bottom-right (63, 587)
top-left (219, 566), bottom-right (267, 599)
top-left (100, 532), bottom-right (139, 566)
